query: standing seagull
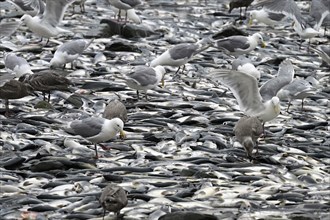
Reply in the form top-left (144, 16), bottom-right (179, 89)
top-left (208, 69), bottom-right (281, 122)
top-left (4, 53), bottom-right (34, 77)
top-left (19, 70), bottom-right (72, 102)
top-left (20, 0), bottom-right (76, 43)
top-left (118, 65), bottom-right (166, 100)
top-left (213, 33), bottom-right (266, 56)
top-left (248, 9), bottom-right (286, 27)
top-left (277, 78), bottom-right (317, 112)
top-left (64, 117), bottom-right (126, 158)
top-left (310, 0), bottom-right (330, 31)
top-left (0, 79), bottom-right (34, 116)
top-left (150, 38), bottom-right (211, 74)
top-left (50, 38), bottom-right (94, 69)
top-left (107, 0), bottom-right (141, 22)
top-left (254, 0), bottom-right (319, 49)
top-left (234, 116), bottom-right (263, 159)
top-left (100, 183), bottom-right (128, 220)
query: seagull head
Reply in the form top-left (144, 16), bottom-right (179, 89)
top-left (20, 14), bottom-right (33, 24)
top-left (271, 96), bottom-right (281, 115)
top-left (112, 118), bottom-right (126, 139)
top-left (253, 33), bottom-right (266, 48)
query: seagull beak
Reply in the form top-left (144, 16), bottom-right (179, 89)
top-left (119, 130), bottom-right (126, 139)
top-left (261, 41), bottom-right (266, 48)
top-left (275, 105), bottom-right (281, 115)
top-left (161, 78), bottom-right (165, 87)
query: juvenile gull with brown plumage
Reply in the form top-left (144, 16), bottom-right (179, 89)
top-left (0, 79), bottom-right (34, 116)
top-left (103, 99), bottom-right (128, 123)
top-left (19, 69), bottom-right (72, 102)
top-left (100, 183), bottom-right (128, 220)
top-left (234, 116), bottom-right (263, 159)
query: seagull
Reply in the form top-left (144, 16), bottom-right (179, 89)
top-left (107, 0), bottom-right (141, 22)
top-left (150, 38), bottom-right (211, 74)
top-left (20, 0), bottom-right (76, 43)
top-left (310, 0), bottom-right (330, 31)
top-left (0, 79), bottom-right (35, 117)
top-left (310, 45), bottom-right (330, 67)
top-left (110, 6), bottom-right (141, 24)
top-left (234, 116), bottom-right (263, 159)
top-left (259, 59), bottom-right (295, 101)
top-left (50, 38), bottom-right (94, 69)
top-left (117, 65), bottom-right (166, 100)
top-left (4, 53), bottom-right (34, 77)
top-left (64, 117), bottom-right (126, 158)
top-left (213, 33), bottom-right (266, 56)
top-left (99, 183), bottom-right (128, 220)
top-left (277, 78), bottom-right (317, 112)
top-left (248, 9), bottom-right (286, 27)
top-left (208, 69), bottom-right (281, 122)
top-left (19, 69), bottom-right (72, 102)
top-left (231, 56), bottom-right (261, 81)
top-left (103, 99), bottom-right (128, 123)
top-left (228, 0), bottom-right (255, 19)
top-left (254, 0), bottom-right (319, 49)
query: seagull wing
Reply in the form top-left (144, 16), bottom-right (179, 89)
top-left (259, 59), bottom-right (294, 101)
top-left (209, 69), bottom-right (265, 115)
top-left (254, 0), bottom-right (303, 25)
top-left (126, 66), bottom-right (158, 87)
top-left (41, 0), bottom-right (75, 26)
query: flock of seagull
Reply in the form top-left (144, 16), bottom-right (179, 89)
top-left (0, 0), bottom-right (329, 217)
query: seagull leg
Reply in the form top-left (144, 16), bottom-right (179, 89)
top-left (42, 92), bottom-right (46, 101)
top-left (47, 92), bottom-right (51, 103)
top-left (94, 144), bottom-right (99, 159)
top-left (181, 64), bottom-right (186, 74)
top-left (4, 99), bottom-right (10, 117)
top-left (286, 101), bottom-right (291, 112)
top-left (145, 92), bottom-right (149, 101)
top-left (117, 9), bottom-right (121, 21)
top-left (301, 98), bottom-right (305, 111)
top-left (102, 208), bottom-right (106, 220)
top-left (45, 39), bottom-right (50, 46)
top-left (175, 66), bottom-right (181, 75)
top-left (136, 90), bottom-right (140, 100)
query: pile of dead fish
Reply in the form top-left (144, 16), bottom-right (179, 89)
top-left (0, 0), bottom-right (329, 219)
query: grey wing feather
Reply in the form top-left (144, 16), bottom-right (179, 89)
top-left (216, 36), bottom-right (249, 52)
top-left (168, 44), bottom-right (199, 60)
top-left (121, 0), bottom-right (141, 7)
top-left (255, 0), bottom-right (303, 25)
top-left (70, 117), bottom-right (105, 138)
top-left (58, 39), bottom-right (89, 55)
top-left (42, 0), bottom-right (75, 26)
top-left (126, 67), bottom-right (157, 86)
top-left (267, 11), bottom-right (286, 21)
top-left (208, 69), bottom-right (265, 114)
